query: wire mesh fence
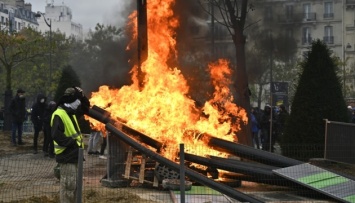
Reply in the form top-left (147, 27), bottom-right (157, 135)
top-left (0, 131), bottom-right (354, 203)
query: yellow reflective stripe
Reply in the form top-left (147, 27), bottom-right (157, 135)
top-left (54, 145), bottom-right (65, 150)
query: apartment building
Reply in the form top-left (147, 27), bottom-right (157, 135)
top-left (36, 2), bottom-right (83, 41)
top-left (0, 0), bottom-right (38, 32)
top-left (256, 0), bottom-right (355, 98)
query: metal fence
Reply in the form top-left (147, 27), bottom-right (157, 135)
top-left (0, 120), bottom-right (33, 134)
top-left (1, 133), bottom-right (354, 203)
top-left (324, 119), bottom-right (355, 165)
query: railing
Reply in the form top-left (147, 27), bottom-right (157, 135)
top-left (324, 119), bottom-right (355, 164)
top-left (302, 37), bottom-right (312, 45)
top-left (323, 13), bottom-right (334, 19)
top-left (323, 36), bottom-right (334, 44)
top-left (0, 120), bottom-right (33, 134)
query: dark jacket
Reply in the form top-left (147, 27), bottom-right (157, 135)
top-left (31, 94), bottom-right (47, 128)
top-left (9, 94), bottom-right (27, 123)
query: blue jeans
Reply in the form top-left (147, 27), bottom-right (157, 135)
top-left (11, 121), bottom-right (24, 144)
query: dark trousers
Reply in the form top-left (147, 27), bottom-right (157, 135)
top-left (11, 121), bottom-right (23, 144)
top-left (33, 125), bottom-right (42, 151)
top-left (43, 123), bottom-right (54, 155)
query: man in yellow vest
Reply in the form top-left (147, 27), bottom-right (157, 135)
top-left (51, 87), bottom-right (90, 203)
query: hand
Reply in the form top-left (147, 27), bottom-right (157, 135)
top-left (73, 86), bottom-right (84, 98)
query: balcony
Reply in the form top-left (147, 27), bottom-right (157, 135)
top-left (278, 13), bottom-right (317, 24)
top-left (346, 0), bottom-right (355, 8)
top-left (323, 36), bottom-right (334, 44)
top-left (303, 13), bottom-right (317, 22)
top-left (323, 13), bottom-right (334, 19)
top-left (302, 37), bottom-right (312, 45)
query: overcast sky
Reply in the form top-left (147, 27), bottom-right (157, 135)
top-left (26, 0), bottom-right (130, 31)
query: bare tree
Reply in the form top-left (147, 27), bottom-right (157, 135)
top-left (200, 0), bottom-right (254, 146)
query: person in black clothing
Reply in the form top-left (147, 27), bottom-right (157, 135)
top-left (51, 87), bottom-right (90, 203)
top-left (43, 101), bottom-right (57, 157)
top-left (10, 89), bottom-right (27, 146)
top-left (31, 94), bottom-right (47, 154)
top-left (260, 105), bottom-right (278, 152)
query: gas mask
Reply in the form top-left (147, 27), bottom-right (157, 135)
top-left (64, 99), bottom-right (81, 110)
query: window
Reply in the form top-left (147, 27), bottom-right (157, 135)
top-left (324, 2), bottom-right (334, 18)
top-left (324, 26), bottom-right (334, 44)
top-left (1, 16), bottom-right (4, 24)
top-left (14, 20), bottom-right (17, 29)
top-left (285, 5), bottom-right (293, 20)
top-left (18, 22), bottom-right (21, 30)
top-left (302, 27), bottom-right (312, 44)
top-left (303, 3), bottom-right (311, 20)
top-left (286, 28), bottom-right (293, 38)
top-left (264, 6), bottom-right (273, 22)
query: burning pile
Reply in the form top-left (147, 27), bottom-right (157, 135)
top-left (86, 0), bottom-right (247, 159)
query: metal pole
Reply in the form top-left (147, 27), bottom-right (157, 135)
top-left (269, 33), bottom-right (273, 153)
top-left (49, 19), bottom-right (52, 99)
top-left (179, 144), bottom-right (185, 203)
top-left (324, 119), bottom-right (328, 159)
top-left (76, 148), bottom-right (84, 203)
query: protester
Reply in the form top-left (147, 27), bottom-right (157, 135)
top-left (9, 88), bottom-right (27, 146)
top-left (51, 87), bottom-right (90, 203)
top-left (31, 94), bottom-right (47, 154)
top-left (43, 101), bottom-right (57, 158)
top-left (277, 104), bottom-right (289, 141)
top-left (251, 108), bottom-right (260, 149)
top-left (87, 130), bottom-right (101, 155)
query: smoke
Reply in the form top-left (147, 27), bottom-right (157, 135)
top-left (71, 1), bottom-right (135, 95)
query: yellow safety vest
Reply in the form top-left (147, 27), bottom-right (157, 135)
top-left (51, 108), bottom-right (84, 155)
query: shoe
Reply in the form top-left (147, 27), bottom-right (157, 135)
top-left (11, 143), bottom-right (17, 147)
top-left (88, 151), bottom-right (94, 155)
top-left (99, 155), bottom-right (107, 160)
top-left (33, 150), bottom-right (38, 154)
top-left (44, 152), bottom-right (49, 157)
top-left (18, 142), bottom-right (25, 145)
top-left (49, 154), bottom-right (55, 158)
top-left (94, 151), bottom-right (100, 155)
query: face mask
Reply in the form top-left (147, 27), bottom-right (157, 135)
top-left (65, 99), bottom-right (81, 110)
top-left (40, 99), bottom-right (45, 103)
top-left (19, 95), bottom-right (25, 99)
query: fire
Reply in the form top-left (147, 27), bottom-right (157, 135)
top-left (87, 0), bottom-right (247, 159)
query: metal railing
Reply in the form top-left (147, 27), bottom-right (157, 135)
top-left (324, 119), bottom-right (355, 164)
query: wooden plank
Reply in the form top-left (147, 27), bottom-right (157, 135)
top-left (153, 162), bottom-right (159, 187)
top-left (124, 147), bottom-right (133, 179)
top-left (139, 154), bottom-right (146, 183)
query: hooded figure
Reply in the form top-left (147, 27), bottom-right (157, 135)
top-left (31, 93), bottom-right (47, 153)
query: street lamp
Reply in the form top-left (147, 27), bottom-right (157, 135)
top-left (35, 12), bottom-right (52, 99)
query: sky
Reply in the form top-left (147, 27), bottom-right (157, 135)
top-left (26, 0), bottom-right (131, 31)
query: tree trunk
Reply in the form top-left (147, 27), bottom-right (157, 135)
top-left (6, 64), bottom-right (11, 91)
top-left (232, 30), bottom-right (252, 146)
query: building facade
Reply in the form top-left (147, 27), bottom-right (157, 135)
top-left (256, 0), bottom-right (355, 99)
top-left (36, 2), bottom-right (83, 41)
top-left (0, 0), bottom-right (38, 32)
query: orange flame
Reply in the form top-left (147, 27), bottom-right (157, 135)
top-left (87, 0), bottom-right (247, 159)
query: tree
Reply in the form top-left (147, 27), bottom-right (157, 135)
top-left (53, 65), bottom-right (81, 102)
top-left (200, 0), bottom-right (254, 145)
top-left (70, 24), bottom-right (130, 93)
top-left (280, 40), bottom-right (348, 161)
top-left (0, 28), bottom-right (46, 91)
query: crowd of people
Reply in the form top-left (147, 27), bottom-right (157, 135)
top-left (250, 104), bottom-right (289, 152)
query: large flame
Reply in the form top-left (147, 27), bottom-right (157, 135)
top-left (87, 0), bottom-right (247, 159)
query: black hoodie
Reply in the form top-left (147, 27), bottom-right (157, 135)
top-left (31, 94), bottom-right (47, 128)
